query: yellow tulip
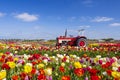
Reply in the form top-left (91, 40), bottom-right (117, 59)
top-left (112, 71), bottom-right (120, 79)
top-left (61, 62), bottom-right (65, 67)
top-left (24, 63), bottom-right (32, 73)
top-left (37, 63), bottom-right (45, 69)
top-left (44, 68), bottom-right (52, 76)
top-left (94, 58), bottom-right (99, 63)
top-left (0, 53), bottom-right (3, 56)
top-left (112, 62), bottom-right (119, 67)
top-left (0, 70), bottom-right (6, 80)
top-left (74, 62), bottom-right (82, 68)
top-left (7, 62), bottom-right (16, 69)
top-left (14, 58), bottom-right (19, 62)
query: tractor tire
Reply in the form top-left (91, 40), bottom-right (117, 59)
top-left (77, 38), bottom-right (87, 47)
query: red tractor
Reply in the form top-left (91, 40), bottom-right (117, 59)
top-left (56, 29), bottom-right (87, 47)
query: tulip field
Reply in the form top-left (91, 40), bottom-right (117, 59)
top-left (0, 42), bottom-right (120, 80)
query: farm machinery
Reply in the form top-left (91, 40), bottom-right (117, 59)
top-left (56, 29), bottom-right (87, 47)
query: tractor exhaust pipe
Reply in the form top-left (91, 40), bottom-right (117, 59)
top-left (65, 29), bottom-right (67, 37)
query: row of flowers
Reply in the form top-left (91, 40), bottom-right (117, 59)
top-left (0, 42), bottom-right (119, 57)
top-left (0, 50), bottom-right (120, 80)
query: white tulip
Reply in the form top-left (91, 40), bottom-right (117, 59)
top-left (55, 58), bottom-right (58, 61)
top-left (57, 54), bottom-right (60, 57)
top-left (26, 63), bottom-right (32, 67)
top-left (76, 57), bottom-right (79, 60)
top-left (43, 59), bottom-right (48, 64)
top-left (66, 56), bottom-right (69, 59)
top-left (83, 65), bottom-right (87, 68)
top-left (24, 54), bottom-right (29, 59)
top-left (44, 54), bottom-right (48, 57)
top-left (15, 51), bottom-right (18, 54)
top-left (102, 72), bottom-right (107, 75)
top-left (16, 63), bottom-right (22, 67)
top-left (10, 53), bottom-right (13, 56)
top-left (52, 56), bottom-right (55, 59)
top-left (60, 55), bottom-right (64, 59)
top-left (96, 55), bottom-right (101, 59)
top-left (73, 55), bottom-right (77, 58)
top-left (66, 59), bottom-right (69, 63)
top-left (2, 78), bottom-right (6, 80)
top-left (112, 67), bottom-right (118, 71)
top-left (112, 57), bottom-right (118, 62)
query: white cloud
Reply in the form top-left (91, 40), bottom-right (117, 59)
top-left (15, 13), bottom-right (38, 22)
top-left (91, 17), bottom-right (113, 22)
top-left (82, 0), bottom-right (93, 7)
top-left (69, 17), bottom-right (76, 22)
top-left (0, 12), bottom-right (5, 17)
top-left (109, 23), bottom-right (120, 27)
top-left (79, 25), bottom-right (90, 28)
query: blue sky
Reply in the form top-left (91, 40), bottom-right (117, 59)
top-left (0, 0), bottom-right (120, 40)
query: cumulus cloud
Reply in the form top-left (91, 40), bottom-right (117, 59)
top-left (15, 13), bottom-right (38, 22)
top-left (109, 23), bottom-right (120, 27)
top-left (0, 12), bottom-right (6, 17)
top-left (91, 17), bottom-right (113, 22)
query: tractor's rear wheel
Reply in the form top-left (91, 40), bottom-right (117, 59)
top-left (77, 38), bottom-right (87, 47)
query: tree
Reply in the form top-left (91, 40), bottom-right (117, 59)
top-left (102, 38), bottom-right (114, 42)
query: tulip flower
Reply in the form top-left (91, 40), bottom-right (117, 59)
top-left (74, 62), bottom-right (82, 68)
top-left (7, 61), bottom-right (16, 69)
top-left (44, 68), bottom-right (52, 76)
top-left (74, 68), bottom-right (84, 77)
top-left (24, 63), bottom-right (32, 73)
top-left (0, 70), bottom-right (6, 80)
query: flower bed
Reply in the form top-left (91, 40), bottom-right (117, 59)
top-left (0, 42), bottom-right (120, 80)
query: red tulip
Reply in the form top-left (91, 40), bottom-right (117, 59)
top-left (74, 68), bottom-right (84, 77)
top-left (37, 74), bottom-right (46, 80)
top-left (106, 70), bottom-right (112, 76)
top-left (89, 68), bottom-right (99, 75)
top-left (1, 63), bottom-right (10, 70)
top-left (20, 72), bottom-right (26, 80)
top-left (31, 68), bottom-right (36, 74)
top-left (90, 75), bottom-right (100, 80)
top-left (59, 66), bottom-right (65, 72)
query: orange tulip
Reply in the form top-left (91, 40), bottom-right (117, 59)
top-left (12, 75), bottom-right (19, 80)
top-left (62, 75), bottom-right (70, 80)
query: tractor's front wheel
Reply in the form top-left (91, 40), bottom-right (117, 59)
top-left (77, 38), bottom-right (87, 47)
top-left (61, 41), bottom-right (67, 46)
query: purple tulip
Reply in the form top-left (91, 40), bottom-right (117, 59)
top-left (25, 76), bottom-right (29, 80)
top-left (110, 58), bottom-right (115, 64)
top-left (17, 59), bottom-right (23, 64)
top-left (79, 59), bottom-right (84, 63)
top-left (83, 68), bottom-right (88, 72)
top-left (69, 65), bottom-right (73, 69)
top-left (117, 67), bottom-right (120, 72)
top-left (99, 60), bottom-right (103, 64)
top-left (46, 76), bottom-right (52, 80)
top-left (84, 76), bottom-right (88, 80)
top-left (89, 59), bottom-right (93, 63)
